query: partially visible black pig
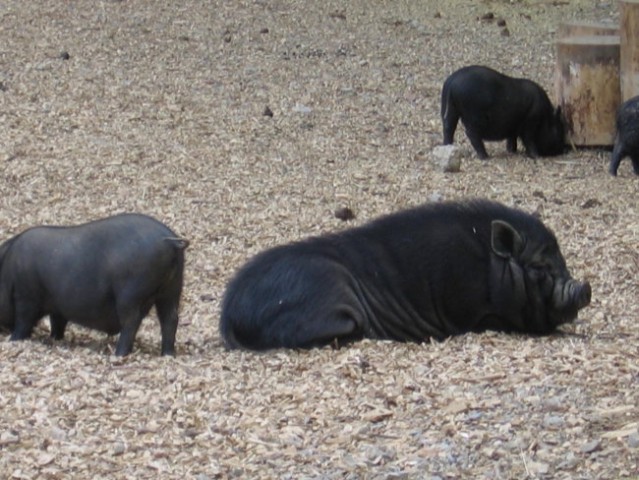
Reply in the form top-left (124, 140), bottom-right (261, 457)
top-left (0, 213), bottom-right (189, 356)
top-left (609, 95), bottom-right (639, 176)
top-left (441, 65), bottom-right (565, 159)
top-left (220, 200), bottom-right (591, 351)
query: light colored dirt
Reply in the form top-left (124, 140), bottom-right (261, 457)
top-left (0, 1), bottom-right (637, 478)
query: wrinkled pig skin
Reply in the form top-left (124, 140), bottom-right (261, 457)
top-left (220, 200), bottom-right (590, 351)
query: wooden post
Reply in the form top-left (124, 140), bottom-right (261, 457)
top-left (555, 35), bottom-right (620, 146)
top-left (557, 21), bottom-right (619, 38)
top-left (620, 0), bottom-right (639, 100)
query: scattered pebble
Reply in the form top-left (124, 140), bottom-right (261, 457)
top-left (580, 439), bottom-right (601, 454)
top-left (581, 198), bottom-right (601, 209)
top-left (112, 442), bottom-right (126, 456)
top-left (627, 433), bottom-right (639, 449)
top-left (542, 414), bottom-right (565, 429)
top-left (334, 207), bottom-right (356, 221)
top-left (0, 431), bottom-right (19, 446)
top-left (527, 461), bottom-right (550, 475)
top-left (431, 145), bottom-right (462, 173)
top-left (532, 190), bottom-right (547, 200)
top-left (293, 104), bottom-right (312, 113)
top-left (428, 192), bottom-right (443, 202)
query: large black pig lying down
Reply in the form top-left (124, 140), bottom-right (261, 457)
top-left (220, 200), bottom-right (591, 351)
top-left (0, 213), bottom-right (188, 356)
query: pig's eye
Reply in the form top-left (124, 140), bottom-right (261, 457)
top-left (529, 259), bottom-right (548, 270)
top-left (538, 245), bottom-right (555, 258)
top-left (528, 263), bottom-right (549, 278)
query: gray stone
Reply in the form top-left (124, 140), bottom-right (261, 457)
top-left (431, 145), bottom-right (462, 172)
top-left (580, 439), bottom-right (601, 454)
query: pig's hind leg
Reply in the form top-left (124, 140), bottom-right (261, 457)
top-left (260, 262), bottom-right (366, 349)
top-left (113, 299), bottom-right (150, 356)
top-left (155, 296), bottom-right (179, 356)
top-left (49, 313), bottom-right (68, 340)
top-left (609, 141), bottom-right (626, 176)
top-left (465, 128), bottom-right (489, 159)
top-left (442, 103), bottom-right (460, 145)
top-left (283, 307), bottom-right (361, 349)
top-left (10, 300), bottom-right (43, 341)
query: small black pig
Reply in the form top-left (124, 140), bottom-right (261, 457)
top-left (441, 65), bottom-right (565, 159)
top-left (0, 213), bottom-right (188, 356)
top-left (220, 200), bottom-right (591, 351)
top-left (609, 95), bottom-right (639, 176)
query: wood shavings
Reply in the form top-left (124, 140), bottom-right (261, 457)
top-left (0, 0), bottom-right (637, 478)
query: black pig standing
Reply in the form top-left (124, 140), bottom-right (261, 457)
top-left (609, 95), bottom-right (639, 176)
top-left (220, 200), bottom-right (591, 351)
top-left (0, 213), bottom-right (188, 356)
top-left (441, 65), bottom-right (565, 159)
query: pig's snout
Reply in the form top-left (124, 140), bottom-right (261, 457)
top-left (574, 280), bottom-right (591, 310)
top-left (553, 278), bottom-right (592, 311)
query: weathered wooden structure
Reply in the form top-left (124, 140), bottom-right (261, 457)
top-left (555, 8), bottom-right (639, 147)
top-left (555, 33), bottom-right (620, 146)
top-left (557, 20), bottom-right (619, 38)
top-left (620, 0), bottom-right (639, 101)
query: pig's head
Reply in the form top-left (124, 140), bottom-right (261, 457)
top-left (488, 217), bottom-right (591, 334)
top-left (536, 107), bottom-right (566, 157)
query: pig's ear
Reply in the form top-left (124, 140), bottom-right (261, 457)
top-left (491, 220), bottom-right (524, 258)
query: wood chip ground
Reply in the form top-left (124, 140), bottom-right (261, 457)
top-left (0, 1), bottom-right (637, 478)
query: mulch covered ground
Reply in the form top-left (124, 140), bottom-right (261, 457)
top-left (0, 1), bottom-right (637, 478)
